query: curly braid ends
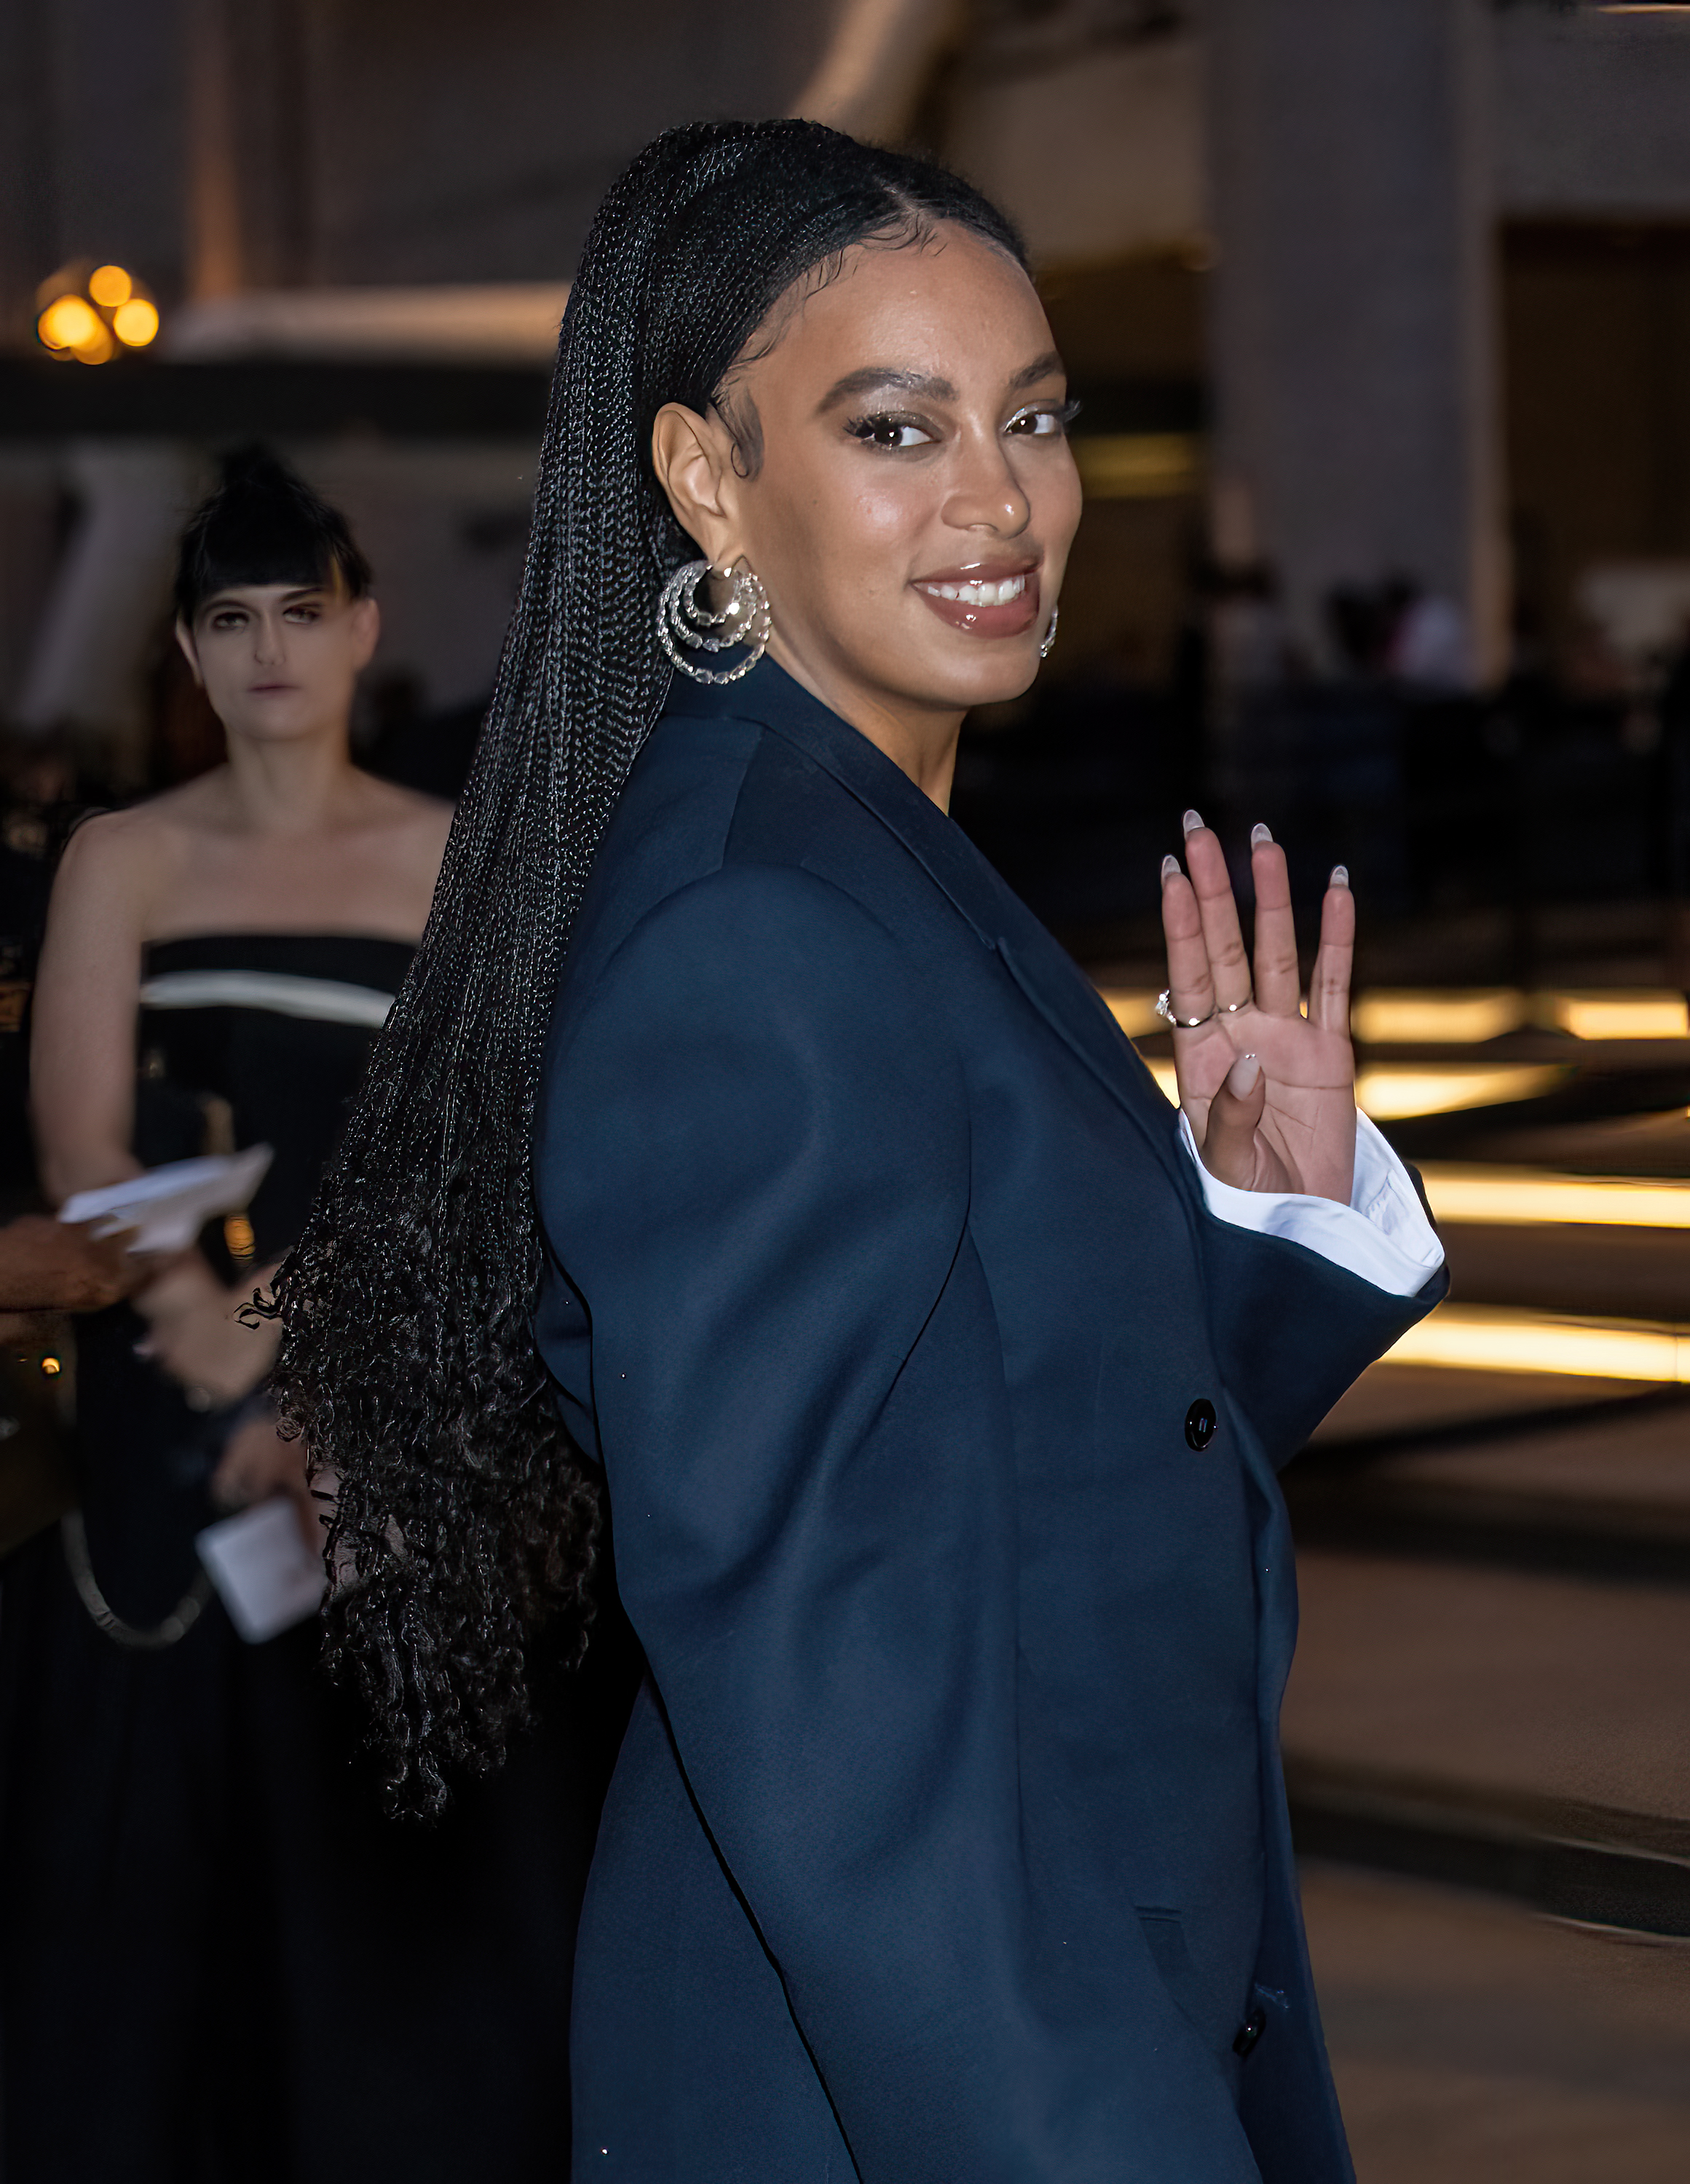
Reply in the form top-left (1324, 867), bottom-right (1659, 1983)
top-left (267, 119), bottom-right (1027, 1817)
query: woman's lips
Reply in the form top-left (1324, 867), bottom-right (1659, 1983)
top-left (912, 566), bottom-right (1041, 639)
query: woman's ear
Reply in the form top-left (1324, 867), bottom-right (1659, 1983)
top-left (174, 619), bottom-right (204, 687)
top-left (349, 594), bottom-right (381, 670)
top-left (651, 403), bottom-right (743, 566)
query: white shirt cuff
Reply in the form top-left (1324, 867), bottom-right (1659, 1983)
top-left (1177, 1108), bottom-right (1445, 1299)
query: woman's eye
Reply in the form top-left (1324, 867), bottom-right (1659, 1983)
top-left (846, 414), bottom-right (934, 451)
top-left (1006, 403), bottom-right (1075, 439)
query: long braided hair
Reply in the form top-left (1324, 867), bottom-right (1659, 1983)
top-left (269, 120), bottom-right (1027, 1816)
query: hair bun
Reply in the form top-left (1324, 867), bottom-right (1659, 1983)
top-left (217, 440), bottom-right (293, 491)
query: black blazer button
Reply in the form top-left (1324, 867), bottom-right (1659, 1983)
top-left (1233, 2009), bottom-right (1266, 2058)
top-left (1185, 1398), bottom-right (1218, 1452)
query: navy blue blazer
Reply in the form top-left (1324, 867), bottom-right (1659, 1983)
top-left (534, 660), bottom-right (1443, 2183)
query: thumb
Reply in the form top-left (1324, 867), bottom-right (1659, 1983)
top-left (1198, 1052), bottom-right (1266, 1188)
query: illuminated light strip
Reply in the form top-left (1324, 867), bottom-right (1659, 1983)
top-left (1542, 990), bottom-right (1689, 1040)
top-left (1420, 1166), bottom-right (1690, 1230)
top-left (1387, 1305), bottom-right (1690, 1384)
top-left (1354, 1062), bottom-right (1567, 1118)
top-left (1101, 990), bottom-right (1164, 1037)
top-left (1350, 989), bottom-right (1525, 1045)
top-left (1072, 433), bottom-right (1201, 501)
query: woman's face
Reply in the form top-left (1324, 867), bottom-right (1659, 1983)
top-left (656, 224), bottom-right (1083, 748)
top-left (176, 580), bottom-right (379, 750)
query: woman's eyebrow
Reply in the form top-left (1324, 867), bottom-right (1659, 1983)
top-left (816, 367), bottom-right (959, 413)
top-left (1008, 349), bottom-right (1065, 391)
top-left (817, 352), bottom-right (1066, 414)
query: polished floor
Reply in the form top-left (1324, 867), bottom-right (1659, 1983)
top-left (1252, 981), bottom-right (1690, 2178)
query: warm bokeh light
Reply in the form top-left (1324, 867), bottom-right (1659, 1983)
top-left (112, 296), bottom-right (159, 347)
top-left (1539, 989), bottom-right (1690, 1040)
top-left (1419, 1166), bottom-right (1690, 1230)
top-left (1354, 1063), bottom-right (1566, 1119)
top-left (73, 323), bottom-right (115, 365)
top-left (1387, 1305), bottom-right (1690, 1383)
top-left (1101, 990), bottom-right (1164, 1037)
top-left (87, 262), bottom-right (132, 307)
top-left (1350, 989), bottom-right (1526, 1045)
top-left (38, 293), bottom-right (100, 350)
top-left (1072, 434), bottom-right (1202, 501)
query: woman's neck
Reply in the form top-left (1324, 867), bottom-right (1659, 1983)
top-left (218, 727), bottom-right (360, 835)
top-left (766, 638), bottom-right (965, 812)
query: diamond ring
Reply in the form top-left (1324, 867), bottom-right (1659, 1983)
top-left (1156, 989), bottom-right (1252, 1029)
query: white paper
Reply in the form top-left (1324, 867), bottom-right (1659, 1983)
top-left (59, 1145), bottom-right (274, 1254)
top-left (195, 1497), bottom-right (326, 1644)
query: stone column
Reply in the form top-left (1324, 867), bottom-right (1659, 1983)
top-left (1204, 0), bottom-right (1506, 680)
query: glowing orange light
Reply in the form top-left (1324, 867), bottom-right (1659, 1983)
top-left (38, 293), bottom-right (99, 350)
top-left (71, 323), bottom-right (116, 366)
top-left (88, 263), bottom-right (132, 308)
top-left (40, 1356), bottom-right (62, 1377)
top-left (112, 296), bottom-right (159, 347)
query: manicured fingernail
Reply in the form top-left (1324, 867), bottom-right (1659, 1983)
top-left (1251, 822), bottom-right (1273, 848)
top-left (1161, 853), bottom-right (1180, 884)
top-left (1329, 864), bottom-right (1349, 889)
top-left (1182, 808), bottom-right (1204, 836)
top-left (1228, 1052), bottom-right (1262, 1094)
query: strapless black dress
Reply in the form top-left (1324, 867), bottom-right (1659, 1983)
top-left (0, 934), bottom-right (633, 2184)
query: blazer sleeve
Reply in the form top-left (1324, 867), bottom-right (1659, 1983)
top-left (1196, 1200), bottom-right (1449, 1468)
top-left (537, 863), bottom-right (1264, 2183)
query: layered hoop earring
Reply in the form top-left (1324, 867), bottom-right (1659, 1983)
top-left (657, 558), bottom-right (771, 684)
top-left (1039, 604), bottom-right (1060, 661)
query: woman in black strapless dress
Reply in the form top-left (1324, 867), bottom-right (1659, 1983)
top-left (1, 457), bottom-right (633, 2183)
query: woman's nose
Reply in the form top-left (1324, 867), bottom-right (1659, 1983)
top-left (942, 431), bottom-right (1031, 537)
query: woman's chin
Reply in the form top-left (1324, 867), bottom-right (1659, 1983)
top-left (923, 644), bottom-right (1045, 712)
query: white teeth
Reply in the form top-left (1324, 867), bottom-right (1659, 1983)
top-left (922, 574), bottom-right (1027, 606)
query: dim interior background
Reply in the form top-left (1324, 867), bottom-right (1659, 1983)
top-left (8, 5), bottom-right (1690, 2177)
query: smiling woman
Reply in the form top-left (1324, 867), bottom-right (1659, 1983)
top-left (272, 121), bottom-right (1446, 2184)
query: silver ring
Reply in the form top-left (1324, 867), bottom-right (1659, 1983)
top-left (1155, 989), bottom-right (1253, 1029)
top-left (1156, 989), bottom-right (1218, 1029)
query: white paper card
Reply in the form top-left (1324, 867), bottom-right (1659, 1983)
top-left (196, 1497), bottom-right (326, 1644)
top-left (60, 1145), bottom-right (274, 1254)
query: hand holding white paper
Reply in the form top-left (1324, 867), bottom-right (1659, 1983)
top-left (58, 1146), bottom-right (274, 1255)
top-left (195, 1498), bottom-right (326, 1644)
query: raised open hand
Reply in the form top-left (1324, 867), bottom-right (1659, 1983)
top-left (1159, 812), bottom-right (1357, 1203)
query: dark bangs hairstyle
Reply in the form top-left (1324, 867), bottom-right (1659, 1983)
top-left (269, 119), bottom-right (1027, 1816)
top-left (176, 446), bottom-right (372, 622)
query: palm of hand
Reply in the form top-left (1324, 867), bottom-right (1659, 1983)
top-left (1161, 819), bottom-right (1357, 1203)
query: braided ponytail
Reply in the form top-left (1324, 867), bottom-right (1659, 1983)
top-left (269, 120), bottom-right (1027, 1816)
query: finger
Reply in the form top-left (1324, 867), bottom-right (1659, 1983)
top-left (1159, 852), bottom-right (1216, 1024)
top-left (1181, 814), bottom-right (1252, 1010)
top-left (1197, 1052), bottom-right (1266, 1189)
top-left (1247, 826), bottom-right (1301, 1017)
top-left (1307, 865), bottom-right (1356, 1034)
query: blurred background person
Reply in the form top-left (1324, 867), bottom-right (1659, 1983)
top-left (0, 451), bottom-right (627, 2184)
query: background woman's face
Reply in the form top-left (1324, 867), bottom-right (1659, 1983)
top-left (178, 582), bottom-right (379, 748)
top-left (719, 227), bottom-right (1083, 722)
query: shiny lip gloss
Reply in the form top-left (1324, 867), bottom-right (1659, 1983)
top-left (911, 558), bottom-right (1042, 639)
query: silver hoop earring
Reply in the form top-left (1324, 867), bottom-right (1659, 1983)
top-left (657, 558), bottom-right (771, 684)
top-left (1039, 604), bottom-right (1059, 661)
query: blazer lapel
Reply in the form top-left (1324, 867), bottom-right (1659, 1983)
top-left (683, 662), bottom-right (1193, 1202)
